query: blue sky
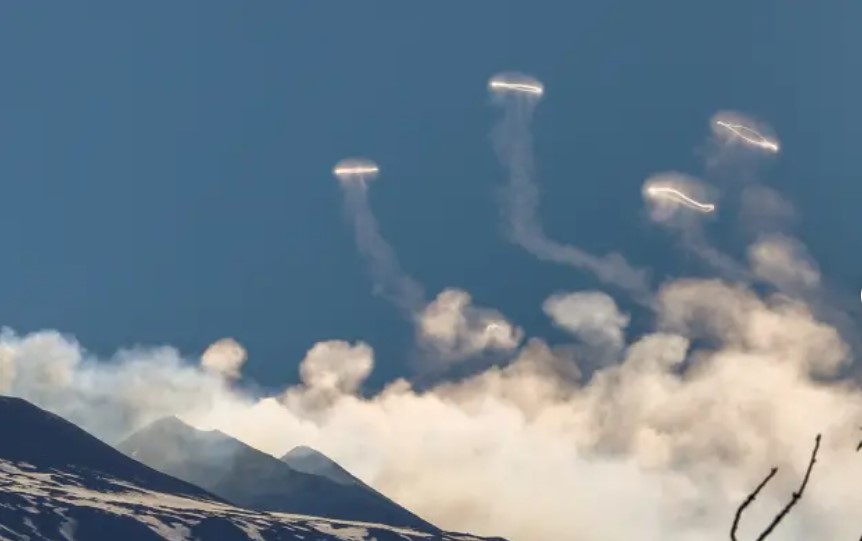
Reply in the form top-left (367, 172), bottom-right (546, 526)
top-left (0, 2), bottom-right (858, 391)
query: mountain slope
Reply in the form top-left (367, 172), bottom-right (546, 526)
top-left (0, 396), bottom-right (216, 500)
top-left (117, 416), bottom-right (439, 532)
top-left (281, 445), bottom-right (359, 485)
top-left (0, 395), bottom-right (506, 541)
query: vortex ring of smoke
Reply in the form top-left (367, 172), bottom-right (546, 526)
top-left (646, 186), bottom-right (716, 213)
top-left (334, 164), bottom-right (380, 178)
top-left (714, 120), bottom-right (780, 153)
top-left (488, 80), bottom-right (544, 96)
top-left (333, 158), bottom-right (381, 184)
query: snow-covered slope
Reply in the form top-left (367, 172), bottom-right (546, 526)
top-left (0, 460), bottom-right (500, 541)
top-left (118, 417), bottom-right (437, 532)
top-left (0, 396), bottom-right (505, 541)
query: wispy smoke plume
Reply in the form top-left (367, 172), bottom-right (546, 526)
top-left (334, 159), bottom-right (521, 363)
top-left (748, 234), bottom-right (821, 292)
top-left (739, 185), bottom-right (797, 234)
top-left (488, 73), bottom-right (651, 299)
top-left (335, 158), bottom-right (426, 315)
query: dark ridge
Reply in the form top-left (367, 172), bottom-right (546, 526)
top-left (0, 396), bottom-right (508, 541)
top-left (0, 395), bottom-right (220, 501)
top-left (280, 445), bottom-right (359, 485)
top-left (119, 416), bottom-right (439, 532)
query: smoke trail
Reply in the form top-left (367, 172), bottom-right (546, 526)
top-left (335, 158), bottom-right (426, 315)
top-left (334, 159), bottom-right (522, 362)
top-left (488, 72), bottom-right (651, 300)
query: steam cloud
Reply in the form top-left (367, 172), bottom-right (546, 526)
top-left (2, 266), bottom-right (861, 540)
top-left (0, 103), bottom-right (859, 541)
top-left (417, 288), bottom-right (523, 363)
top-left (201, 338), bottom-right (248, 380)
top-left (542, 291), bottom-right (629, 364)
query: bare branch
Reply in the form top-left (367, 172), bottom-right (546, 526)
top-left (756, 434), bottom-right (820, 540)
top-left (731, 467), bottom-right (778, 540)
top-left (731, 433), bottom-right (821, 541)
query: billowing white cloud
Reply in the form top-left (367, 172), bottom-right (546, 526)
top-left (2, 272), bottom-right (860, 541)
top-left (542, 291), bottom-right (629, 362)
top-left (656, 279), bottom-right (847, 377)
top-left (201, 337), bottom-right (248, 380)
top-left (417, 288), bottom-right (523, 362)
top-left (299, 340), bottom-right (374, 396)
top-left (0, 343), bottom-right (15, 393)
top-left (0, 328), bottom-right (242, 441)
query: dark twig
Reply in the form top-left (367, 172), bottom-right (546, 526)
top-left (756, 434), bottom-right (820, 540)
top-left (730, 433), bottom-right (821, 541)
top-left (731, 467), bottom-right (778, 541)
